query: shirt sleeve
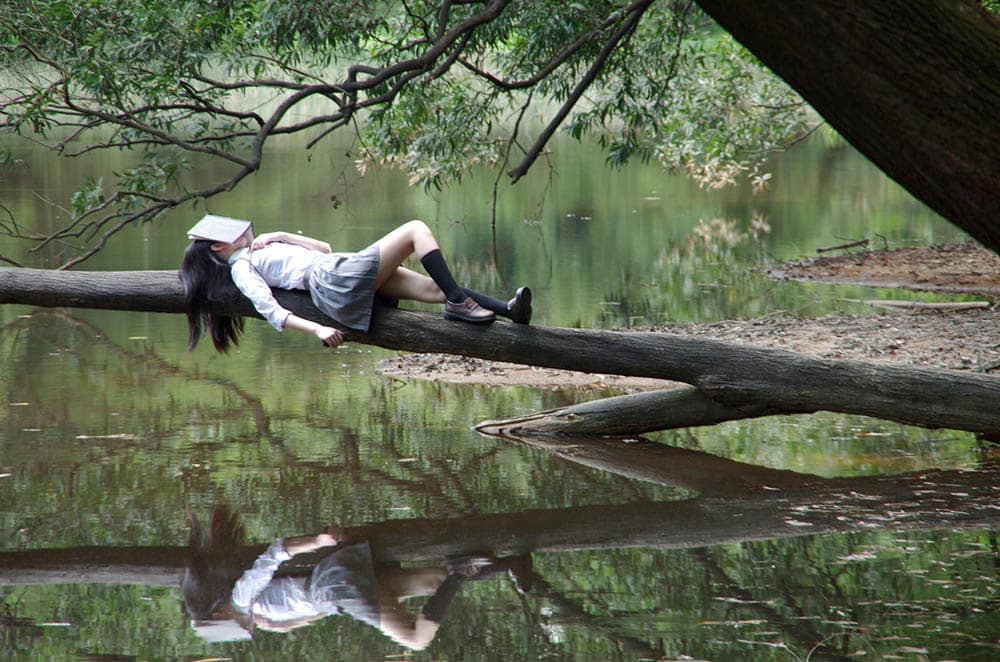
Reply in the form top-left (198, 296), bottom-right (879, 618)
top-left (230, 258), bottom-right (292, 331)
top-left (231, 539), bottom-right (293, 613)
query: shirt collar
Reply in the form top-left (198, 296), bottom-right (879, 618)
top-left (228, 248), bottom-right (249, 265)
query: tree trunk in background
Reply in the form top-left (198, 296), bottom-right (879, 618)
top-left (696, 0), bottom-right (1000, 253)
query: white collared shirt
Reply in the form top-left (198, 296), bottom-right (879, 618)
top-left (229, 243), bottom-right (320, 330)
top-left (230, 539), bottom-right (324, 622)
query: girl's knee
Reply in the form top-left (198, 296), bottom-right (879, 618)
top-left (404, 219), bottom-right (432, 237)
top-left (401, 220), bottom-right (440, 258)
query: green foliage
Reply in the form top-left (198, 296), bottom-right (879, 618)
top-left (1, 0), bottom-right (815, 264)
top-left (115, 151), bottom-right (189, 210)
top-left (69, 177), bottom-right (105, 218)
top-left (565, 9), bottom-right (811, 187)
top-left (362, 76), bottom-right (507, 188)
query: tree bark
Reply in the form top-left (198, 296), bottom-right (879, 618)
top-left (2, 446), bottom-right (997, 586)
top-left (695, 0), bottom-right (1000, 254)
top-left (476, 386), bottom-right (775, 436)
top-left (3, 266), bottom-right (1000, 435)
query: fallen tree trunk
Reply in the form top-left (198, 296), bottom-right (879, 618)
top-left (3, 267), bottom-right (1000, 435)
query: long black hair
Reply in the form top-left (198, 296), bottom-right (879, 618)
top-left (179, 240), bottom-right (245, 353)
top-left (182, 504), bottom-right (248, 620)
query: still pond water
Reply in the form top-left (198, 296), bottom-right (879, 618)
top-left (1, 134), bottom-right (998, 660)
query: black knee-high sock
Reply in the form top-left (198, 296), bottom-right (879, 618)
top-left (463, 288), bottom-right (510, 318)
top-left (420, 249), bottom-right (464, 303)
top-left (420, 574), bottom-right (465, 623)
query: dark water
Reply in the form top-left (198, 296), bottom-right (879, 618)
top-left (1, 134), bottom-right (997, 660)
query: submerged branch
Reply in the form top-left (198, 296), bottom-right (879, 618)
top-left (476, 386), bottom-right (775, 436)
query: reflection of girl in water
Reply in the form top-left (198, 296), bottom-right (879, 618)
top-left (182, 505), bottom-right (489, 650)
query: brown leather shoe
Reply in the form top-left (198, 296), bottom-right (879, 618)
top-left (443, 297), bottom-right (496, 323)
top-left (507, 286), bottom-right (532, 324)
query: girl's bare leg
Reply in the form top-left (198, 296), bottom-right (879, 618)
top-left (376, 599), bottom-right (440, 651)
top-left (372, 219), bottom-right (495, 322)
top-left (373, 566), bottom-right (449, 651)
top-left (373, 220), bottom-right (441, 290)
top-left (377, 266), bottom-right (446, 303)
top-left (378, 565), bottom-right (448, 600)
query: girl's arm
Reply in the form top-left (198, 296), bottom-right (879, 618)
top-left (282, 531), bottom-right (340, 555)
top-left (230, 539), bottom-right (293, 613)
top-left (282, 314), bottom-right (345, 348)
top-left (253, 612), bottom-right (328, 633)
top-left (252, 231), bottom-right (331, 254)
top-left (230, 260), bottom-right (343, 346)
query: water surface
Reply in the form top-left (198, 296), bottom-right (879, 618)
top-left (1, 134), bottom-right (996, 660)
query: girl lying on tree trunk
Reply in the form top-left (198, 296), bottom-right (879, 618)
top-left (180, 214), bottom-right (532, 352)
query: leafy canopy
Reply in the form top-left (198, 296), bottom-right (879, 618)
top-left (1, 0), bottom-right (813, 267)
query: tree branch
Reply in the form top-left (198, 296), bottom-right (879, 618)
top-left (2, 1), bottom-right (520, 268)
top-left (508, 0), bottom-right (654, 182)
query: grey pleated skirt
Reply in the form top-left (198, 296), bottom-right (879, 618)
top-left (308, 542), bottom-right (381, 629)
top-left (307, 243), bottom-right (380, 332)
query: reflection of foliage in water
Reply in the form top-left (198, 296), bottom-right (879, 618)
top-left (597, 211), bottom-right (775, 327)
top-left (5, 519), bottom-right (996, 659)
top-left (527, 531), bottom-right (999, 660)
top-left (0, 311), bottom-right (681, 551)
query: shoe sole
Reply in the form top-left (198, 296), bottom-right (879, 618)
top-left (443, 312), bottom-right (496, 323)
top-left (509, 287), bottom-right (533, 324)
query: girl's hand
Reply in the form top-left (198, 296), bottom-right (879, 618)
top-left (250, 232), bottom-right (286, 251)
top-left (317, 326), bottom-right (344, 348)
top-left (316, 526), bottom-right (344, 547)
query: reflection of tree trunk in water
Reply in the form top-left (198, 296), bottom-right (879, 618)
top-left (479, 433), bottom-right (818, 495)
top-left (3, 440), bottom-right (997, 587)
top-left (4, 267), bottom-right (1000, 436)
top-left (0, 546), bottom-right (200, 587)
